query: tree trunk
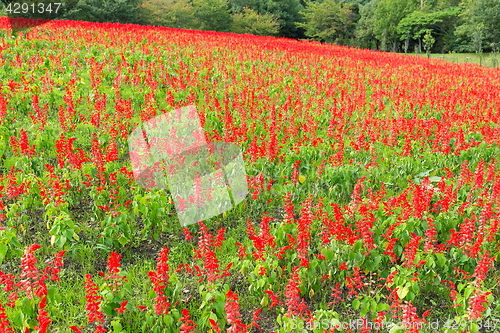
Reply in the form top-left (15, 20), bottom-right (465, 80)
top-left (392, 39), bottom-right (399, 53)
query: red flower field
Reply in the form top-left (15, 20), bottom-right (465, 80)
top-left (0, 17), bottom-right (500, 332)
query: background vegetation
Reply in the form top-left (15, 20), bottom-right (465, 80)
top-left (1, 0), bottom-right (499, 55)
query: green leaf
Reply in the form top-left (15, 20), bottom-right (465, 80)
top-left (397, 286), bottom-right (409, 299)
top-left (325, 249), bottom-right (334, 261)
top-left (111, 320), bottom-right (123, 332)
top-left (352, 299), bottom-right (360, 310)
top-left (373, 255), bottom-right (382, 268)
top-left (163, 314), bottom-right (172, 326)
top-left (0, 244), bottom-right (7, 265)
top-left (436, 253), bottom-right (446, 267)
top-left (377, 303), bottom-right (389, 312)
top-left (47, 285), bottom-right (56, 303)
top-left (55, 235), bottom-right (67, 248)
top-left (118, 235), bottom-right (129, 246)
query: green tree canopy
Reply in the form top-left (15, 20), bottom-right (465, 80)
top-left (139, 0), bottom-right (197, 29)
top-left (354, 0), bottom-right (380, 48)
top-left (65, 0), bottom-right (142, 24)
top-left (192, 0), bottom-right (232, 32)
top-left (374, 0), bottom-right (418, 51)
top-left (298, 0), bottom-right (355, 44)
top-left (231, 6), bottom-right (279, 35)
top-left (397, 6), bottom-right (461, 43)
top-left (254, 0), bottom-right (305, 38)
top-left (456, 0), bottom-right (500, 52)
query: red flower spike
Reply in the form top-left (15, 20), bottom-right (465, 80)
top-left (180, 308), bottom-right (197, 333)
top-left (209, 318), bottom-right (222, 333)
top-left (114, 300), bottom-right (128, 314)
top-left (0, 299), bottom-right (14, 333)
top-left (84, 274), bottom-right (104, 324)
top-left (252, 309), bottom-right (263, 332)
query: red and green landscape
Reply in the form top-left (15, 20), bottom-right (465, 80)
top-left (1, 17), bottom-right (500, 333)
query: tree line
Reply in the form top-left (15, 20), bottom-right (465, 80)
top-left (1, 0), bottom-right (498, 54)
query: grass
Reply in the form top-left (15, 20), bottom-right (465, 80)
top-left (412, 52), bottom-right (500, 68)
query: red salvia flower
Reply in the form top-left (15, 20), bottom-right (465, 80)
top-left (297, 196), bottom-right (313, 268)
top-left (225, 289), bottom-right (247, 333)
top-left (45, 250), bottom-right (66, 283)
top-left (258, 213), bottom-right (275, 249)
top-left (183, 227), bottom-right (193, 241)
top-left (473, 159), bottom-right (485, 189)
top-left (236, 242), bottom-right (248, 259)
top-left (424, 216), bottom-right (437, 253)
top-left (114, 300), bottom-right (128, 314)
top-left (285, 266), bottom-right (307, 318)
top-left (0, 299), bottom-right (14, 333)
top-left (252, 309), bottom-right (263, 332)
top-left (467, 289), bottom-right (491, 320)
top-left (84, 274), bottom-right (104, 324)
top-left (179, 308), bottom-right (197, 333)
top-left (33, 296), bottom-right (51, 333)
top-left (209, 318), bottom-right (222, 333)
top-left (94, 325), bottom-right (107, 333)
top-left (16, 243), bottom-right (41, 300)
top-left (473, 251), bottom-right (495, 287)
top-left (402, 233), bottom-right (421, 269)
top-left (214, 227), bottom-right (225, 251)
top-left (148, 246), bottom-right (171, 315)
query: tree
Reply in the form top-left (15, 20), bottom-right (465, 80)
top-left (423, 28), bottom-right (435, 57)
top-left (192, 0), bottom-right (232, 32)
top-left (254, 0), bottom-right (305, 38)
top-left (138, 0), bottom-right (197, 29)
top-left (231, 6), bottom-right (279, 35)
top-left (374, 0), bottom-right (419, 52)
top-left (354, 0), bottom-right (380, 49)
top-left (456, 0), bottom-right (500, 52)
top-left (228, 0), bottom-right (260, 13)
top-left (64, 0), bottom-right (142, 24)
top-left (297, 0), bottom-right (355, 45)
top-left (397, 6), bottom-right (462, 53)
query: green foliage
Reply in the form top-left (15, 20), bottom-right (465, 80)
top-left (254, 0), bottom-right (305, 38)
top-left (231, 6), bottom-right (279, 36)
top-left (423, 28), bottom-right (435, 57)
top-left (374, 0), bottom-right (419, 51)
top-left (472, 23), bottom-right (483, 56)
top-left (298, 0), bottom-right (356, 45)
top-left (354, 0), bottom-right (380, 48)
top-left (139, 0), bottom-right (198, 29)
top-left (456, 0), bottom-right (500, 53)
top-left (397, 6), bottom-right (461, 52)
top-left (192, 0), bottom-right (232, 32)
top-left (397, 6), bottom-right (461, 41)
top-left (64, 0), bottom-right (142, 24)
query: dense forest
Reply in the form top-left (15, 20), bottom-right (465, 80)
top-left (1, 0), bottom-right (499, 54)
